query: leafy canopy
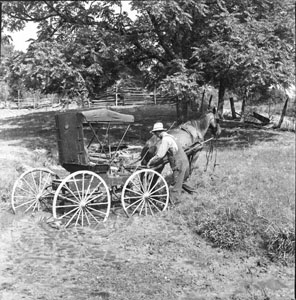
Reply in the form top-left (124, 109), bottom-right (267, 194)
top-left (2, 0), bottom-right (295, 107)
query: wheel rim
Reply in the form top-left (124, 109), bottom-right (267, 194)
top-left (11, 168), bottom-right (56, 213)
top-left (52, 171), bottom-right (111, 228)
top-left (121, 169), bottom-right (169, 217)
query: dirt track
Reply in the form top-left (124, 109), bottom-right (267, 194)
top-left (0, 108), bottom-right (294, 300)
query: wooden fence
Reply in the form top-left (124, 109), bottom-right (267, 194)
top-left (12, 95), bottom-right (58, 109)
top-left (90, 87), bottom-right (176, 107)
top-left (8, 88), bottom-right (177, 109)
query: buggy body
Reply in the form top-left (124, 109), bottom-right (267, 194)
top-left (11, 108), bottom-right (170, 228)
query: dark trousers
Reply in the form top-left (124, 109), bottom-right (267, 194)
top-left (168, 148), bottom-right (189, 204)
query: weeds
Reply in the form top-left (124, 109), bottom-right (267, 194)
top-left (176, 134), bottom-right (295, 264)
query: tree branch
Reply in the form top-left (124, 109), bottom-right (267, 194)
top-left (146, 10), bottom-right (177, 60)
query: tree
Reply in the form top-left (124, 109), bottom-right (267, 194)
top-left (191, 0), bottom-right (295, 116)
top-left (3, 1), bottom-right (133, 99)
top-left (2, 0), bottom-right (295, 117)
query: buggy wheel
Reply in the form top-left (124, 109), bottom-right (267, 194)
top-left (121, 169), bottom-right (169, 217)
top-left (52, 171), bottom-right (111, 228)
top-left (11, 168), bottom-right (57, 213)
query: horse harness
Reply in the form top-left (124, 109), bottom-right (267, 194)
top-left (179, 122), bottom-right (204, 145)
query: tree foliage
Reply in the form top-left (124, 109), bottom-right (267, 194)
top-left (2, 0), bottom-right (295, 114)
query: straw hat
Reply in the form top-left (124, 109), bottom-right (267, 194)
top-left (151, 122), bottom-right (167, 132)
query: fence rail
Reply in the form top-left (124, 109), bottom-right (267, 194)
top-left (6, 88), bottom-right (177, 109)
top-left (90, 87), bottom-right (176, 107)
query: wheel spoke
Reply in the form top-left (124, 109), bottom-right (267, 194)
top-left (147, 200), bottom-right (155, 215)
top-left (87, 206), bottom-right (108, 217)
top-left (57, 193), bottom-right (80, 204)
top-left (150, 192), bottom-right (168, 198)
top-left (150, 184), bottom-right (167, 195)
top-left (85, 207), bottom-right (102, 224)
top-left (15, 184), bottom-right (35, 196)
top-left (148, 196), bottom-right (166, 207)
top-left (138, 199), bottom-right (146, 216)
top-left (40, 172), bottom-right (52, 193)
top-left (84, 209), bottom-right (91, 226)
top-left (81, 173), bottom-right (85, 199)
top-left (58, 206), bottom-right (79, 220)
top-left (125, 197), bottom-right (143, 210)
top-left (31, 198), bottom-right (40, 212)
top-left (14, 197), bottom-right (36, 210)
top-left (62, 185), bottom-right (81, 203)
top-left (137, 174), bottom-right (146, 193)
top-left (147, 198), bottom-right (162, 212)
top-left (31, 172), bottom-right (39, 192)
top-left (84, 174), bottom-right (95, 199)
top-left (87, 201), bottom-right (110, 207)
top-left (146, 172), bottom-right (154, 192)
top-left (73, 176), bottom-right (82, 201)
top-left (124, 187), bottom-right (143, 196)
top-left (75, 208), bottom-right (82, 226)
top-left (21, 177), bottom-right (37, 195)
top-left (64, 208), bottom-right (80, 228)
top-left (85, 192), bottom-right (104, 204)
top-left (24, 199), bottom-right (38, 213)
top-left (124, 195), bottom-right (142, 201)
top-left (131, 198), bottom-right (145, 215)
top-left (84, 181), bottom-right (103, 203)
top-left (55, 203), bottom-right (80, 209)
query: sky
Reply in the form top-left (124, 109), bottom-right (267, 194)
top-left (8, 22), bottom-right (38, 51)
top-left (7, 1), bottom-right (135, 52)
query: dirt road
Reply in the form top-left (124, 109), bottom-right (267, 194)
top-left (0, 108), bottom-right (294, 300)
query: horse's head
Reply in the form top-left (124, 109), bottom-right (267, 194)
top-left (207, 106), bottom-right (221, 137)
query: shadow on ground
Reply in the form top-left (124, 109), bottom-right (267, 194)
top-left (0, 110), bottom-right (283, 154)
top-left (206, 120), bottom-right (282, 150)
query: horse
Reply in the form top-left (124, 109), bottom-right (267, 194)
top-left (140, 106), bottom-right (221, 176)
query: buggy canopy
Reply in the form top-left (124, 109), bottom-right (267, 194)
top-left (79, 108), bottom-right (134, 123)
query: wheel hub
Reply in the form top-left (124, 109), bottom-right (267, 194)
top-left (143, 191), bottom-right (150, 200)
top-left (80, 200), bottom-right (87, 208)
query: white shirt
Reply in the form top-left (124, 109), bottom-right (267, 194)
top-left (155, 132), bottom-right (178, 158)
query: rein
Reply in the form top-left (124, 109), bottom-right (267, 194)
top-left (204, 136), bottom-right (218, 172)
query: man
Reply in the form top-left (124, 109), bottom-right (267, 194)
top-left (147, 122), bottom-right (190, 204)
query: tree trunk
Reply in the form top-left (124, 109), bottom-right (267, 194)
top-left (229, 97), bottom-right (236, 119)
top-left (217, 79), bottom-right (226, 118)
top-left (277, 95), bottom-right (289, 129)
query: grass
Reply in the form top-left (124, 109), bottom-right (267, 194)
top-left (172, 133), bottom-right (295, 264)
top-left (0, 107), bottom-right (294, 266)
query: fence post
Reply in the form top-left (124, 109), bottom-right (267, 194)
top-left (115, 84), bottom-right (118, 106)
top-left (229, 97), bottom-right (236, 119)
top-left (153, 85), bottom-right (156, 104)
top-left (17, 89), bottom-right (20, 109)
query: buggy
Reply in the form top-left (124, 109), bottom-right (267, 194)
top-left (11, 109), bottom-right (170, 228)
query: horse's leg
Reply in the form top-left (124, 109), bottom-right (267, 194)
top-left (189, 150), bottom-right (202, 174)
